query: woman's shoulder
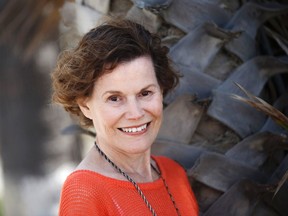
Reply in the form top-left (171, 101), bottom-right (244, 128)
top-left (65, 169), bottom-right (101, 182)
top-left (60, 170), bottom-right (109, 206)
top-left (62, 170), bottom-right (106, 194)
top-left (59, 170), bottom-right (110, 214)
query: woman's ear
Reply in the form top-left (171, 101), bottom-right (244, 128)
top-left (77, 97), bottom-right (92, 119)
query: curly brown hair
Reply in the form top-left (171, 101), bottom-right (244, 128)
top-left (51, 19), bottom-right (179, 127)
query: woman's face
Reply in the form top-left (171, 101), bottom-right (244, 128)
top-left (79, 56), bottom-right (163, 155)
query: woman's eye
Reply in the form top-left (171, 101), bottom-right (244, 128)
top-left (108, 95), bottom-right (120, 102)
top-left (140, 90), bottom-right (152, 97)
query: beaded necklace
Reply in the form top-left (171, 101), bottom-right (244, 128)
top-left (94, 142), bottom-right (181, 216)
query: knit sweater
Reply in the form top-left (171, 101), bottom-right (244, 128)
top-left (59, 156), bottom-right (198, 216)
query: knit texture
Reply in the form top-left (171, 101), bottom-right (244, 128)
top-left (59, 156), bottom-right (198, 216)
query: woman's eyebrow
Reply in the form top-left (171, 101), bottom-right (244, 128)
top-left (140, 84), bottom-right (158, 91)
top-left (102, 90), bottom-right (122, 97)
top-left (102, 84), bottom-right (158, 96)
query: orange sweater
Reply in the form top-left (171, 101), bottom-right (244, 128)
top-left (59, 156), bottom-right (198, 216)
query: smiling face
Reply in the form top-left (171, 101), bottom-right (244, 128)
top-left (79, 56), bottom-right (163, 155)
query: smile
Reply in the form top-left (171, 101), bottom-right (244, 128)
top-left (119, 123), bottom-right (149, 133)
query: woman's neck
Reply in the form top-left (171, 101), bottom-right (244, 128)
top-left (76, 138), bottom-right (159, 183)
top-left (95, 141), bottom-right (156, 182)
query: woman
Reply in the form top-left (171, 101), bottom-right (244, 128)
top-left (52, 19), bottom-right (198, 216)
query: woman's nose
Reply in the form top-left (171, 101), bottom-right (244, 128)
top-left (125, 99), bottom-right (145, 120)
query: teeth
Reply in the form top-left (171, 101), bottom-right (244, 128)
top-left (121, 124), bottom-right (147, 133)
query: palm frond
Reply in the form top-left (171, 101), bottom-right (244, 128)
top-left (231, 82), bottom-right (288, 197)
top-left (231, 82), bottom-right (288, 131)
top-left (273, 170), bottom-right (288, 198)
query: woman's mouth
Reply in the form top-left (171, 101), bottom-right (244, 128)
top-left (118, 123), bottom-right (150, 133)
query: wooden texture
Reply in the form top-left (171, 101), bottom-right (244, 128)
top-left (126, 5), bottom-right (162, 33)
top-left (169, 22), bottom-right (236, 72)
top-left (189, 152), bottom-right (268, 192)
top-left (161, 0), bottom-right (230, 33)
top-left (225, 132), bottom-right (288, 168)
top-left (158, 94), bottom-right (203, 143)
top-left (204, 180), bottom-right (265, 216)
top-left (164, 64), bottom-right (221, 104)
top-left (152, 139), bottom-right (205, 169)
top-left (208, 56), bottom-right (288, 137)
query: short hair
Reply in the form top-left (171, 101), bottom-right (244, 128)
top-left (51, 19), bottom-right (179, 127)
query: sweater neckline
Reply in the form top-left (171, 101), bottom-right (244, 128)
top-left (69, 156), bottom-right (167, 189)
